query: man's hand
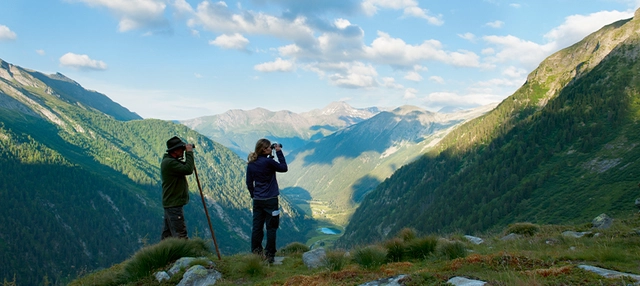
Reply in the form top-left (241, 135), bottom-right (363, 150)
top-left (186, 144), bottom-right (194, 152)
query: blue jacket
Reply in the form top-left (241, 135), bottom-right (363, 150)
top-left (246, 151), bottom-right (288, 200)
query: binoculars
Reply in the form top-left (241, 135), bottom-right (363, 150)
top-left (271, 143), bottom-right (282, 149)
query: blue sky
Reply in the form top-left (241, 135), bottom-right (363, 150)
top-left (1, 0), bottom-right (639, 120)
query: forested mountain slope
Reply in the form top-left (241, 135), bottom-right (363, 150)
top-left (340, 9), bottom-right (640, 247)
top-left (0, 59), bottom-right (312, 285)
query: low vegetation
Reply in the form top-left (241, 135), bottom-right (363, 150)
top-left (69, 213), bottom-right (640, 285)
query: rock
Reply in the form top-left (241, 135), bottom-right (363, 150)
top-left (176, 265), bottom-right (222, 286)
top-left (562, 231), bottom-right (592, 238)
top-left (635, 198), bottom-right (640, 211)
top-left (169, 257), bottom-right (213, 276)
top-left (545, 238), bottom-right (559, 245)
top-left (154, 271), bottom-right (170, 282)
top-left (464, 235), bottom-right (484, 245)
top-left (592, 213), bottom-right (613, 229)
top-left (359, 274), bottom-right (407, 286)
top-left (272, 256), bottom-right (285, 265)
top-left (447, 276), bottom-right (487, 286)
top-left (500, 233), bottom-right (522, 241)
top-left (578, 265), bottom-right (640, 282)
top-left (302, 247), bottom-right (326, 269)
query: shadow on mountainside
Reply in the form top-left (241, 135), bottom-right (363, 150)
top-left (350, 175), bottom-right (382, 205)
top-left (290, 113), bottom-right (462, 167)
top-left (281, 186), bottom-right (313, 215)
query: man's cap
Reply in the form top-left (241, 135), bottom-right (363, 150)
top-left (166, 136), bottom-right (186, 152)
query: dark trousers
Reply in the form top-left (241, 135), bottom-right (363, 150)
top-left (251, 197), bottom-right (280, 257)
top-left (161, 206), bottom-right (188, 240)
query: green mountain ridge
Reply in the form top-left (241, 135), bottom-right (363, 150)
top-left (0, 59), bottom-right (313, 285)
top-left (339, 9), bottom-right (640, 247)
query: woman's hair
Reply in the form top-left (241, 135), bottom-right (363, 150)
top-left (247, 138), bottom-right (271, 163)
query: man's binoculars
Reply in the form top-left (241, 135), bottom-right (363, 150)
top-left (271, 143), bottom-right (282, 149)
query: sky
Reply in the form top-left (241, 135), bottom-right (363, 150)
top-left (1, 0), bottom-right (639, 120)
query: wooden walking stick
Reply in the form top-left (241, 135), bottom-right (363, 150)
top-left (193, 163), bottom-right (222, 260)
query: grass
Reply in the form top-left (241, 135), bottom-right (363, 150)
top-left (70, 213), bottom-right (640, 285)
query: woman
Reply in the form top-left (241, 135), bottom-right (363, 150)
top-left (246, 138), bottom-right (287, 263)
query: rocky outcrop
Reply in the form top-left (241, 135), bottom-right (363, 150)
top-left (302, 247), bottom-right (327, 269)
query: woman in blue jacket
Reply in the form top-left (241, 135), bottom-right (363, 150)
top-left (246, 138), bottom-right (287, 263)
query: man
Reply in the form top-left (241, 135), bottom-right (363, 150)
top-left (161, 136), bottom-right (194, 240)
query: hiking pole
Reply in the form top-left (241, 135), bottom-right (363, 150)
top-left (193, 162), bottom-right (222, 260)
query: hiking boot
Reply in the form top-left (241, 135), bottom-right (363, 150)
top-left (266, 255), bottom-right (275, 264)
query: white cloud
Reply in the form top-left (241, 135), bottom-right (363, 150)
top-left (475, 77), bottom-right (523, 88)
top-left (485, 20), bottom-right (504, 28)
top-left (36, 49), bottom-right (46, 56)
top-left (429, 76), bottom-right (444, 84)
top-left (310, 61), bottom-right (378, 88)
top-left (361, 0), bottom-right (443, 25)
top-left (544, 10), bottom-right (634, 50)
top-left (404, 88), bottom-right (418, 99)
top-left (404, 71), bottom-right (423, 82)
top-left (209, 33), bottom-right (250, 50)
top-left (458, 32), bottom-right (475, 42)
top-left (190, 1), bottom-right (315, 45)
top-left (0, 25), bottom-right (17, 41)
top-left (481, 48), bottom-right (495, 55)
top-left (364, 31), bottom-right (480, 67)
top-left (173, 0), bottom-right (194, 15)
top-left (59, 53), bottom-right (108, 70)
top-left (403, 6), bottom-right (444, 25)
top-left (482, 34), bottom-right (554, 68)
top-left (194, 73), bottom-right (202, 78)
top-left (334, 18), bottom-right (351, 29)
top-left (254, 58), bottom-right (295, 72)
top-left (70, 0), bottom-right (167, 32)
top-left (502, 66), bottom-right (527, 78)
top-left (509, 3), bottom-right (522, 8)
top-left (423, 91), bottom-right (498, 109)
top-left (381, 77), bottom-right (404, 89)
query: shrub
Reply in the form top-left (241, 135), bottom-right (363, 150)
top-left (396, 227), bottom-right (418, 242)
top-left (279, 242), bottom-right (310, 255)
top-left (406, 236), bottom-right (438, 259)
top-left (352, 245), bottom-right (387, 270)
top-left (506, 223), bottom-right (540, 237)
top-left (383, 238), bottom-right (407, 262)
top-left (323, 250), bottom-right (349, 271)
top-left (121, 238), bottom-right (211, 282)
top-left (241, 254), bottom-right (266, 277)
top-left (438, 241), bottom-right (467, 260)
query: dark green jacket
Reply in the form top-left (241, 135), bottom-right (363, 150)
top-left (161, 151), bottom-right (194, 208)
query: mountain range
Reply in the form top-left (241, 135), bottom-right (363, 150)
top-left (180, 101), bottom-right (381, 158)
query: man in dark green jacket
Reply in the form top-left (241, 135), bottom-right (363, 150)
top-left (161, 136), bottom-right (194, 240)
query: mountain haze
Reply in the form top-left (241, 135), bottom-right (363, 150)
top-left (0, 59), bottom-right (312, 284)
top-left (339, 9), bottom-right (640, 247)
top-left (180, 101), bottom-right (380, 158)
